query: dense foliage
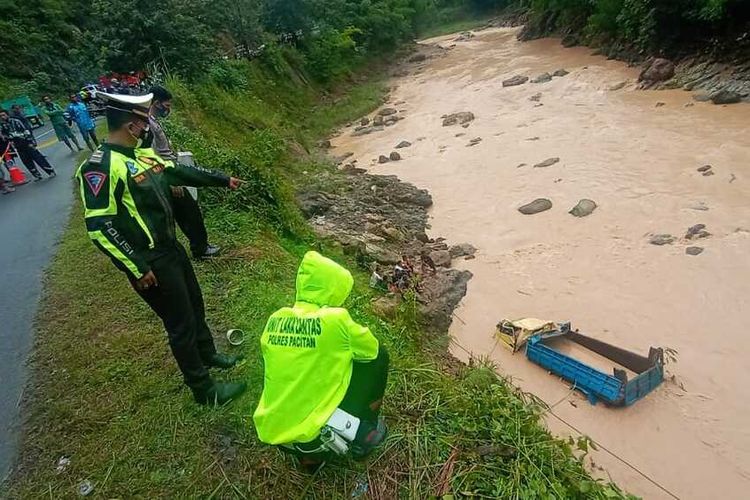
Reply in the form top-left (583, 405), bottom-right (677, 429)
top-left (522, 0), bottom-right (750, 54)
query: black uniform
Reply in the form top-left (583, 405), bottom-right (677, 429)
top-left (76, 144), bottom-right (230, 391)
top-left (0, 117), bottom-right (55, 179)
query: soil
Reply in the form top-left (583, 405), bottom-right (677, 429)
top-left (327, 27), bottom-right (750, 500)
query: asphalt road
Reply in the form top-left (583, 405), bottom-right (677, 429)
top-left (0, 125), bottom-right (91, 480)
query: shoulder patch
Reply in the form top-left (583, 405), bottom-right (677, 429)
top-left (83, 171), bottom-right (107, 196)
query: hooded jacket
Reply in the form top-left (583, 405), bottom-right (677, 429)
top-left (253, 251), bottom-right (379, 445)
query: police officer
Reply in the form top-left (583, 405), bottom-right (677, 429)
top-left (254, 251), bottom-right (389, 470)
top-left (76, 93), bottom-right (246, 405)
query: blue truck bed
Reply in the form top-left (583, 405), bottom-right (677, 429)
top-left (525, 324), bottom-right (663, 406)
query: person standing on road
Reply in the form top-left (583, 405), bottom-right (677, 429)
top-left (147, 85), bottom-right (221, 259)
top-left (75, 93), bottom-right (246, 405)
top-left (41, 96), bottom-right (83, 152)
top-left (10, 105), bottom-right (35, 139)
top-left (67, 94), bottom-right (100, 151)
top-left (0, 109), bottom-right (56, 180)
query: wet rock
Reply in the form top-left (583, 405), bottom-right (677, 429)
top-left (450, 243), bottom-right (477, 258)
top-left (389, 151), bottom-right (402, 161)
top-left (697, 165), bottom-right (712, 173)
top-left (384, 116), bottom-right (398, 126)
top-left (372, 115), bottom-right (384, 126)
top-left (553, 69), bottom-right (569, 77)
top-left (503, 75), bottom-right (529, 87)
top-left (649, 234), bottom-right (675, 246)
top-left (378, 155), bottom-right (390, 164)
top-left (464, 254), bottom-right (476, 260)
top-left (686, 246), bottom-right (704, 256)
top-left (396, 140), bottom-right (412, 149)
top-left (454, 31), bottom-right (475, 42)
top-left (333, 152), bottom-right (354, 164)
top-left (461, 123), bottom-right (470, 128)
top-left (687, 201), bottom-right (709, 211)
top-left (360, 117), bottom-right (370, 126)
top-left (609, 81), bottom-right (628, 91)
top-left (639, 58), bottom-right (675, 84)
top-left (693, 93), bottom-right (711, 102)
top-left (319, 139), bottom-right (332, 149)
top-left (430, 250), bottom-right (452, 268)
top-left (297, 191), bottom-right (333, 217)
top-left (418, 269), bottom-right (473, 332)
top-left (352, 126), bottom-right (383, 137)
top-left (516, 163), bottom-right (527, 168)
top-left (455, 133), bottom-right (465, 137)
top-left (518, 198), bottom-right (552, 215)
top-left (686, 224), bottom-right (710, 240)
top-left (703, 170), bottom-right (715, 177)
top-left (655, 102), bottom-right (666, 107)
top-left (531, 73), bottom-right (552, 84)
top-left (529, 93), bottom-right (542, 102)
top-left (442, 111), bottom-right (475, 127)
top-left (569, 199), bottom-right (597, 217)
top-left (467, 137), bottom-right (482, 147)
top-left (533, 157), bottom-right (560, 168)
top-left (378, 107), bottom-right (397, 116)
top-left (561, 34), bottom-right (580, 47)
top-left (365, 243), bottom-right (400, 264)
top-left (371, 295), bottom-right (400, 319)
top-left (710, 89), bottom-right (742, 105)
top-left (409, 53), bottom-right (427, 63)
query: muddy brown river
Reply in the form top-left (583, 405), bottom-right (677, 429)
top-left (332, 28), bottom-right (750, 499)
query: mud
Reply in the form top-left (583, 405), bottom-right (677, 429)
top-left (330, 27), bottom-right (750, 499)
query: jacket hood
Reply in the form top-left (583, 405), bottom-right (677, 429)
top-left (295, 251), bottom-right (353, 307)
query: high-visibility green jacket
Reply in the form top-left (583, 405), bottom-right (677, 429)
top-left (76, 143), bottom-right (229, 279)
top-left (253, 251), bottom-right (379, 445)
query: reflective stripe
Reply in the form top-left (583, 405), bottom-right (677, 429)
top-left (88, 230), bottom-right (142, 277)
top-left (120, 173), bottom-right (155, 249)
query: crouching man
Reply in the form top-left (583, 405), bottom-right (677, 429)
top-left (253, 251), bottom-right (389, 470)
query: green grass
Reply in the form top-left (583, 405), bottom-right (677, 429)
top-left (3, 52), bottom-right (633, 499)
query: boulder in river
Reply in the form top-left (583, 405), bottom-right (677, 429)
top-left (409, 53), bottom-right (427, 63)
top-left (378, 107), bottom-right (397, 116)
top-left (685, 224), bottom-right (710, 240)
top-left (442, 111), bottom-right (475, 127)
top-left (529, 93), bottom-right (542, 102)
top-left (518, 198), bottom-right (552, 215)
top-left (697, 165), bottom-right (712, 173)
top-left (710, 89), bottom-right (742, 105)
top-left (503, 75), bottom-right (529, 87)
top-left (553, 69), bottom-right (569, 77)
top-left (649, 234), bottom-right (675, 246)
top-left (395, 140), bottom-right (412, 149)
top-left (686, 246), bottom-right (704, 256)
top-left (373, 115), bottom-right (384, 126)
top-left (454, 31), bottom-right (475, 42)
top-left (389, 151), bottom-right (401, 161)
top-left (532, 73), bottom-right (552, 84)
top-left (467, 137), bottom-right (482, 147)
top-left (450, 243), bottom-right (477, 258)
top-left (569, 199), bottom-right (597, 217)
top-left (378, 155), bottom-right (390, 164)
top-left (639, 58), bottom-right (675, 84)
top-left (533, 157), bottom-right (560, 168)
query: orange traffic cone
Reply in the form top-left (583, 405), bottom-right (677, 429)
top-left (9, 166), bottom-right (29, 185)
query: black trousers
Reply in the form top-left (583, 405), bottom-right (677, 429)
top-left (171, 189), bottom-right (209, 258)
top-left (14, 140), bottom-right (54, 178)
top-left (133, 244), bottom-right (217, 389)
top-left (286, 346), bottom-right (390, 460)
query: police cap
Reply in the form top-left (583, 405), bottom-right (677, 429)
top-left (100, 92), bottom-right (152, 120)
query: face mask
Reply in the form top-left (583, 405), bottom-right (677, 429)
top-left (129, 123), bottom-right (153, 148)
top-left (155, 104), bottom-right (170, 118)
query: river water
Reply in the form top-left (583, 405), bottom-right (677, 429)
top-left (332, 28), bottom-right (750, 499)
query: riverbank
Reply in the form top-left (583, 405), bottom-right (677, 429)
top-left (0, 44), bottom-right (627, 498)
top-left (330, 26), bottom-right (750, 499)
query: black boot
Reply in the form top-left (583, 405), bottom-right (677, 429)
top-left (350, 417), bottom-right (388, 460)
top-left (192, 380), bottom-right (247, 406)
top-left (204, 352), bottom-right (244, 369)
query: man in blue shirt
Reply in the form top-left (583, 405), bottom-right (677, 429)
top-left (67, 94), bottom-right (100, 151)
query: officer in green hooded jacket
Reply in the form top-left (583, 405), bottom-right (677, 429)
top-left (75, 93), bottom-right (246, 405)
top-left (254, 251), bottom-right (390, 469)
